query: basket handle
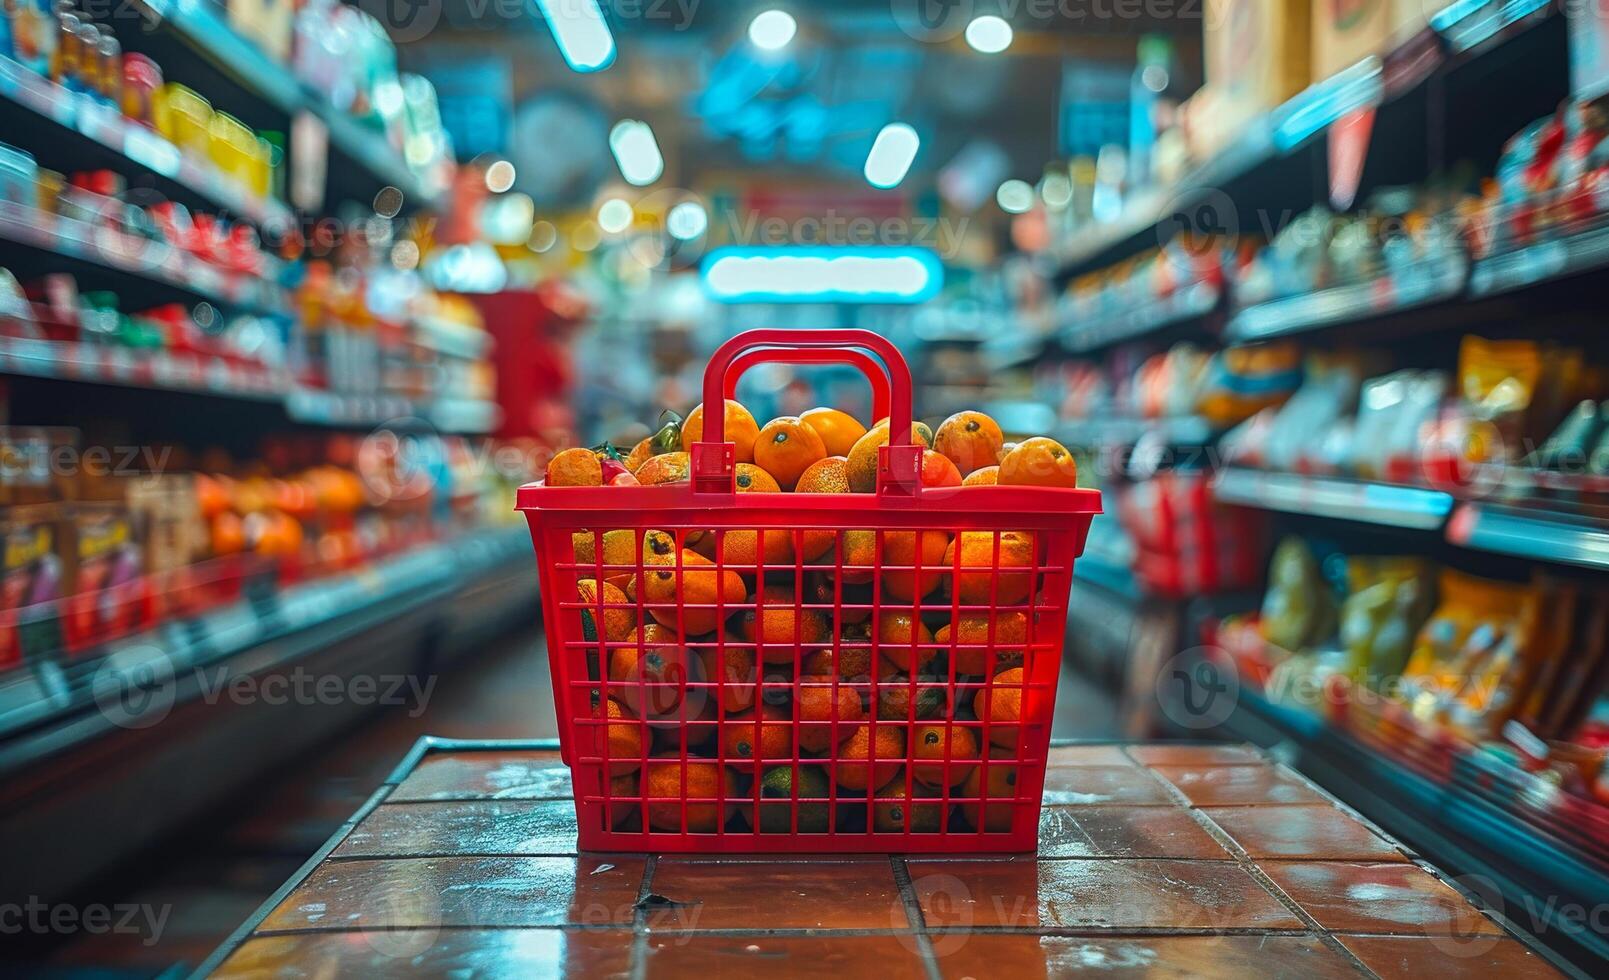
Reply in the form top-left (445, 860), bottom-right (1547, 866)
top-left (693, 329), bottom-right (920, 497)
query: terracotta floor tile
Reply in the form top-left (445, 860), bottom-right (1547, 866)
top-left (644, 933), bottom-right (928, 978)
top-left (1337, 935), bottom-right (1565, 978)
top-left (646, 859), bottom-right (906, 930)
top-left (1126, 744), bottom-right (1267, 767)
top-left (1205, 805), bottom-right (1408, 862)
top-left (259, 856), bottom-right (645, 930)
top-left (212, 928), bottom-right (633, 978)
top-left (931, 933), bottom-right (1361, 979)
top-left (390, 751), bottom-right (572, 801)
top-left (1262, 862), bottom-right (1506, 937)
top-left (906, 858), bottom-right (1303, 931)
top-left (1045, 744), bottom-right (1136, 767)
top-left (332, 801), bottom-right (578, 857)
top-left (1151, 764), bottom-right (1330, 807)
top-left (1037, 806), bottom-right (1233, 859)
top-left (1041, 766), bottom-right (1178, 806)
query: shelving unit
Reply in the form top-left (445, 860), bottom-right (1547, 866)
top-left (1225, 255), bottom-right (1469, 343)
top-left (1062, 281), bottom-right (1221, 353)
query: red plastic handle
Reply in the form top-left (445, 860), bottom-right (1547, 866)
top-left (693, 329), bottom-right (919, 495)
top-left (722, 347), bottom-right (891, 421)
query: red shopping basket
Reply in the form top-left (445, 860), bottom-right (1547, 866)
top-left (519, 329), bottom-right (1100, 852)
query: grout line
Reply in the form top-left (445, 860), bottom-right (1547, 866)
top-left (890, 857), bottom-right (943, 980)
top-left (630, 854), bottom-right (657, 980)
top-left (244, 922), bottom-right (1359, 938)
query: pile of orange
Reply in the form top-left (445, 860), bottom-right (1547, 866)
top-left (553, 400), bottom-right (1076, 835)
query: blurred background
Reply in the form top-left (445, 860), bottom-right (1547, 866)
top-left (2, 0), bottom-right (1608, 974)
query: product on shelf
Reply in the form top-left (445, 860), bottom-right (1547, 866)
top-left (1469, 95), bottom-right (1609, 256)
top-left (1203, 0), bottom-right (1311, 147)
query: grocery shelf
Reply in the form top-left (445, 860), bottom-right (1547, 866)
top-left (1225, 255), bottom-right (1469, 343)
top-left (284, 387), bottom-right (423, 427)
top-left (0, 56), bottom-right (295, 230)
top-left (1469, 223), bottom-right (1609, 297)
top-left (1214, 467), bottom-right (1455, 530)
top-left (1059, 415), bottom-right (1216, 450)
top-left (1207, 684), bottom-right (1609, 973)
top-left (1062, 281), bottom-right (1221, 353)
top-left (0, 524), bottom-right (533, 772)
top-left (0, 336), bottom-right (286, 400)
top-left (1447, 501), bottom-right (1609, 572)
top-left (0, 201), bottom-right (288, 316)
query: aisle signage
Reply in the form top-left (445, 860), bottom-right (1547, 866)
top-left (701, 246), bottom-right (943, 304)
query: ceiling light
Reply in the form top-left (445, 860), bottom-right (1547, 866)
top-left (965, 15), bottom-right (1012, 54)
top-left (748, 10), bottom-right (796, 51)
top-left (536, 0), bottom-right (616, 72)
top-left (701, 247), bottom-right (943, 304)
top-left (996, 179), bottom-right (1033, 213)
top-left (609, 119), bottom-right (664, 186)
top-left (863, 122), bottom-right (920, 189)
top-left (598, 197), bottom-right (634, 234)
top-left (667, 201), bottom-right (709, 240)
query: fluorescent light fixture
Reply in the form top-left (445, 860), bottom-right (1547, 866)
top-left (536, 0), bottom-right (615, 72)
top-left (748, 9), bottom-right (797, 51)
top-left (484, 160), bottom-right (516, 193)
top-left (863, 122), bottom-right (920, 189)
top-left (701, 246), bottom-right (942, 304)
top-left (609, 119), bottom-right (664, 186)
top-left (965, 15), bottom-right (1012, 54)
top-left (996, 179), bottom-right (1033, 213)
top-left (667, 201), bottom-right (709, 240)
top-left (598, 197), bottom-right (634, 234)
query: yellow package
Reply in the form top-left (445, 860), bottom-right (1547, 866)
top-left (1458, 336), bottom-right (1541, 463)
top-left (1403, 569), bottom-right (1539, 737)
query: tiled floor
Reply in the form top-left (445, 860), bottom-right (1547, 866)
top-left (205, 743), bottom-right (1566, 979)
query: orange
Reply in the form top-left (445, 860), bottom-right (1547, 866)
top-left (739, 584), bottom-right (830, 663)
top-left (873, 777), bottom-right (949, 833)
top-left (972, 666), bottom-right (1025, 748)
top-left (720, 701), bottom-right (793, 766)
top-left (943, 531), bottom-right (1036, 605)
top-left (919, 450), bottom-right (963, 489)
top-left (875, 675), bottom-right (948, 721)
top-left (195, 473), bottom-right (232, 519)
top-left (846, 419), bottom-right (933, 493)
top-left (753, 416), bottom-right (827, 490)
top-left (601, 696), bottom-right (645, 775)
top-left (792, 456), bottom-right (851, 560)
top-left (695, 640), bottom-right (757, 712)
top-left (641, 536), bottom-right (748, 635)
top-left (934, 411), bottom-right (1005, 475)
top-left (643, 756), bottom-right (737, 832)
top-left (610, 625), bottom-right (691, 719)
top-left (692, 465), bottom-right (789, 568)
top-left (871, 611), bottom-right (936, 673)
top-left (796, 679), bottom-right (865, 752)
top-left (808, 572), bottom-right (870, 624)
top-left (800, 407), bottom-right (868, 457)
top-left (998, 437), bottom-right (1079, 488)
top-left (962, 465), bottom-right (999, 487)
top-left (547, 447), bottom-right (603, 486)
top-left (635, 452), bottom-right (692, 486)
top-left (839, 528), bottom-right (950, 600)
top-left (578, 579), bottom-right (635, 643)
top-left (935, 611), bottom-right (1028, 676)
top-left (610, 771), bottom-right (640, 829)
top-left (682, 399), bottom-right (760, 464)
top-left (911, 723), bottom-right (979, 787)
top-left (210, 512), bottom-right (245, 555)
top-left (625, 437), bottom-right (655, 473)
top-left (801, 620), bottom-right (900, 680)
top-left (959, 747), bottom-right (1019, 832)
top-left (676, 694), bottom-right (720, 747)
top-left (834, 723), bottom-right (905, 791)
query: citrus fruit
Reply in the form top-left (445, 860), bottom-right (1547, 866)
top-left (800, 407), bottom-right (868, 457)
top-left (577, 579), bottom-right (634, 643)
top-left (609, 625), bottom-right (690, 718)
top-left (695, 640), bottom-right (757, 712)
top-left (943, 530), bottom-right (1036, 605)
top-left (875, 675), bottom-right (948, 721)
top-left (911, 723), bottom-right (979, 787)
top-left (807, 572), bottom-right (870, 624)
top-left (547, 447), bottom-right (603, 487)
top-left (720, 701), bottom-right (792, 765)
top-left (934, 411), bottom-right (1005, 475)
top-left (796, 678), bottom-right (865, 752)
top-left (635, 452), bottom-right (692, 486)
top-left (691, 464), bottom-right (790, 567)
top-left (792, 456), bottom-right (851, 559)
top-left (644, 756), bottom-right (737, 832)
top-left (753, 416), bottom-right (828, 490)
top-left (871, 610), bottom-right (936, 673)
top-left (756, 765), bottom-right (830, 833)
top-left (935, 611), bottom-right (1028, 676)
top-left (625, 437), bottom-right (655, 473)
top-left (682, 399), bottom-right (760, 464)
top-left (600, 696), bottom-right (644, 775)
top-left (640, 534), bottom-right (748, 635)
top-left (835, 723), bottom-right (905, 792)
top-left (959, 747), bottom-right (1019, 832)
top-left (919, 450), bottom-right (963, 489)
top-left (802, 620), bottom-right (900, 680)
top-left (962, 466), bottom-right (1000, 486)
top-left (873, 777), bottom-right (949, 833)
top-left (610, 771), bottom-right (640, 829)
top-left (739, 584), bottom-right (830, 663)
top-left (846, 419), bottom-right (933, 493)
top-left (676, 694), bottom-right (720, 747)
top-left (998, 437), bottom-right (1079, 488)
top-left (972, 666), bottom-right (1024, 748)
top-left (838, 528), bottom-right (949, 599)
